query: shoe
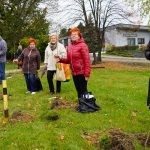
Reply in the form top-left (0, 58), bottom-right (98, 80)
top-left (56, 92), bottom-right (60, 95)
top-left (26, 91), bottom-right (30, 94)
top-left (31, 92), bottom-right (36, 95)
top-left (50, 92), bottom-right (55, 95)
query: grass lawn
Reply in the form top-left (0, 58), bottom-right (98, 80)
top-left (0, 61), bottom-right (150, 150)
top-left (5, 61), bottom-right (17, 70)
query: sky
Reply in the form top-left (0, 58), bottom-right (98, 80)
top-left (41, 0), bottom-right (149, 32)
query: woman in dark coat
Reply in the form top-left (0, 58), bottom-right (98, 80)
top-left (13, 38), bottom-right (41, 94)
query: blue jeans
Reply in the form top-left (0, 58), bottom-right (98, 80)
top-left (0, 62), bottom-right (5, 85)
top-left (24, 73), bottom-right (37, 92)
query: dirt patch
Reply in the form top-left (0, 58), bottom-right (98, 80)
top-left (92, 61), bottom-right (150, 71)
top-left (45, 114), bottom-right (60, 121)
top-left (135, 133), bottom-right (150, 148)
top-left (49, 97), bottom-right (77, 110)
top-left (81, 131), bottom-right (101, 149)
top-left (105, 128), bottom-right (135, 150)
top-left (81, 129), bottom-right (135, 150)
top-left (11, 111), bottom-right (34, 123)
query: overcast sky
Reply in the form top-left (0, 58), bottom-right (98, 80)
top-left (43, 0), bottom-right (149, 32)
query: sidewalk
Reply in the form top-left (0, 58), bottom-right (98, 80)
top-left (89, 53), bottom-right (150, 63)
top-left (102, 55), bottom-right (150, 63)
top-left (5, 65), bottom-right (45, 74)
top-left (6, 69), bottom-right (22, 74)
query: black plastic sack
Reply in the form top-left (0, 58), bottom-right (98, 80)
top-left (147, 78), bottom-right (150, 109)
top-left (145, 50), bottom-right (150, 60)
top-left (36, 77), bottom-right (43, 91)
top-left (76, 92), bottom-right (101, 113)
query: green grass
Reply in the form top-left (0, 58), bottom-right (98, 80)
top-left (6, 61), bottom-right (17, 70)
top-left (0, 64), bottom-right (150, 150)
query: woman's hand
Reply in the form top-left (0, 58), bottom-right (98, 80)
top-left (13, 59), bottom-right (18, 64)
top-left (54, 55), bottom-right (60, 62)
top-left (85, 77), bottom-right (89, 81)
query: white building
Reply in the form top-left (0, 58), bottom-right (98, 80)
top-left (105, 24), bottom-right (150, 47)
top-left (59, 36), bottom-right (71, 48)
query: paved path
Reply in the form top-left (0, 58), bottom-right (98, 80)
top-left (102, 56), bottom-right (150, 63)
top-left (89, 54), bottom-right (150, 63)
top-left (6, 65), bottom-right (45, 74)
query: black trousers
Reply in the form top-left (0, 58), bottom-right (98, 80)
top-left (47, 70), bottom-right (61, 93)
top-left (73, 74), bottom-right (87, 98)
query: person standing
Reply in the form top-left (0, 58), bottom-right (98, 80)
top-left (44, 33), bottom-right (66, 95)
top-left (0, 35), bottom-right (7, 86)
top-left (13, 44), bottom-right (23, 69)
top-left (13, 38), bottom-right (41, 95)
top-left (55, 27), bottom-right (91, 98)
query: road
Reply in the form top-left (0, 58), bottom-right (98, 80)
top-left (89, 53), bottom-right (150, 63)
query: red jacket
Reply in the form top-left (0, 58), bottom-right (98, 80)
top-left (60, 37), bottom-right (91, 78)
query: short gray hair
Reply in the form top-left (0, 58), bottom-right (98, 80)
top-left (49, 32), bottom-right (58, 37)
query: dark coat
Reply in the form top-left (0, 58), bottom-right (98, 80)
top-left (14, 49), bottom-right (22, 59)
top-left (145, 40), bottom-right (150, 60)
top-left (18, 47), bottom-right (40, 74)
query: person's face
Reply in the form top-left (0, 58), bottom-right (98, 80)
top-left (29, 42), bottom-right (36, 49)
top-left (71, 32), bottom-right (80, 41)
top-left (50, 35), bottom-right (57, 44)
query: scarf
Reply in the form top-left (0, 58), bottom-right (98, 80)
top-left (50, 43), bottom-right (57, 51)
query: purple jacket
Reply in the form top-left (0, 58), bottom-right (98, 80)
top-left (0, 38), bottom-right (7, 62)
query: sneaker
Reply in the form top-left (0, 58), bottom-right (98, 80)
top-left (31, 92), bottom-right (36, 95)
top-left (26, 91), bottom-right (30, 94)
top-left (50, 92), bottom-right (55, 95)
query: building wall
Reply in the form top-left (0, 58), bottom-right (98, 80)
top-left (105, 29), bottom-right (150, 47)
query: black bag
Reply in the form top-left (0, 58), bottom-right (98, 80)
top-left (145, 41), bottom-right (150, 60)
top-left (36, 77), bottom-right (43, 91)
top-left (147, 78), bottom-right (150, 109)
top-left (145, 50), bottom-right (150, 60)
top-left (76, 92), bottom-right (101, 113)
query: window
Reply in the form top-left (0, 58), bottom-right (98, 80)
top-left (138, 38), bottom-right (145, 44)
top-left (127, 38), bottom-right (136, 46)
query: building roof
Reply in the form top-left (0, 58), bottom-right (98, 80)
top-left (107, 23), bottom-right (150, 32)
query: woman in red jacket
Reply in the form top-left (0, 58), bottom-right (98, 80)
top-left (55, 27), bottom-right (91, 98)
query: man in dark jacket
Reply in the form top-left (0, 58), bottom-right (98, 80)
top-left (0, 35), bottom-right (7, 85)
top-left (14, 45), bottom-right (23, 69)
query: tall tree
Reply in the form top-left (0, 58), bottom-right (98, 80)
top-left (0, 0), bottom-right (51, 58)
top-left (87, 0), bottom-right (135, 62)
top-left (126, 0), bottom-right (150, 24)
top-left (57, 0), bottom-right (135, 63)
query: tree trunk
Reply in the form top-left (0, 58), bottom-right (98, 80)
top-left (92, 52), bottom-right (97, 65)
top-left (96, 32), bottom-right (102, 63)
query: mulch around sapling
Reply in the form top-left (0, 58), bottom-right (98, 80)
top-left (49, 97), bottom-right (77, 110)
top-left (105, 128), bottom-right (135, 150)
top-left (11, 110), bottom-right (34, 123)
top-left (134, 133), bottom-right (150, 148)
top-left (81, 128), bottom-right (136, 150)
